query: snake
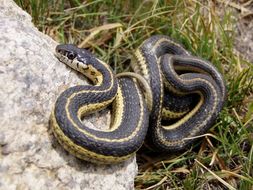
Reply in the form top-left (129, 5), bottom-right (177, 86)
top-left (50, 44), bottom-right (149, 163)
top-left (50, 35), bottom-right (226, 163)
top-left (133, 35), bottom-right (226, 151)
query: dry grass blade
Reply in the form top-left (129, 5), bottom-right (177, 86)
top-left (79, 23), bottom-right (123, 48)
top-left (205, 136), bottom-right (227, 170)
top-left (144, 176), bottom-right (168, 190)
top-left (183, 133), bottom-right (219, 141)
top-left (170, 167), bottom-right (190, 174)
top-left (217, 0), bottom-right (253, 14)
top-left (195, 159), bottom-right (237, 190)
top-left (221, 169), bottom-right (253, 184)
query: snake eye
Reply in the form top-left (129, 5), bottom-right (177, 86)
top-left (67, 52), bottom-right (76, 60)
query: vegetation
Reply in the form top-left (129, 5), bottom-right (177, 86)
top-left (15, 0), bottom-right (253, 189)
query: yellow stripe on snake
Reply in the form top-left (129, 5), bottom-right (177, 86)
top-left (50, 35), bottom-right (226, 164)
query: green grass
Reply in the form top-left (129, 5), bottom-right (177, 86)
top-left (15, 0), bottom-right (253, 189)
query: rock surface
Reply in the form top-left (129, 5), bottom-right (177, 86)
top-left (0, 1), bottom-right (137, 190)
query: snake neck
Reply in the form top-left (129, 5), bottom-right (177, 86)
top-left (68, 54), bottom-right (116, 92)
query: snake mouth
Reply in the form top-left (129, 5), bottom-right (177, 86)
top-left (54, 50), bottom-right (62, 59)
top-left (54, 51), bottom-right (68, 64)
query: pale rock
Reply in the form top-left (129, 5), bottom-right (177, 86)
top-left (0, 1), bottom-right (137, 190)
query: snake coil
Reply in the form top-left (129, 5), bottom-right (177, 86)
top-left (50, 35), bottom-right (226, 163)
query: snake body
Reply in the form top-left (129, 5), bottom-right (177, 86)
top-left (51, 36), bottom-right (226, 163)
top-left (51, 44), bottom-right (148, 163)
top-left (133, 35), bottom-right (226, 151)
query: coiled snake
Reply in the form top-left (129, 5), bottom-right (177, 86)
top-left (50, 35), bottom-right (226, 163)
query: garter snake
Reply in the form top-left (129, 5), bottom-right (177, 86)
top-left (51, 44), bottom-right (149, 163)
top-left (51, 35), bottom-right (226, 163)
top-left (133, 35), bottom-right (226, 151)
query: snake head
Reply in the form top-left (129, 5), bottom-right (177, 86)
top-left (55, 44), bottom-right (90, 71)
top-left (55, 44), bottom-right (79, 60)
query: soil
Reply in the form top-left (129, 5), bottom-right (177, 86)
top-left (233, 1), bottom-right (253, 63)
